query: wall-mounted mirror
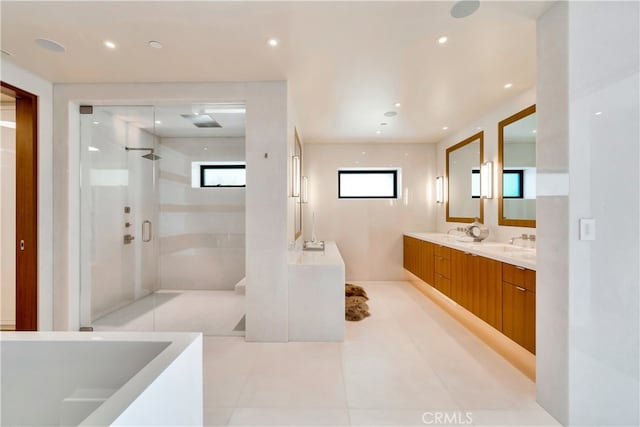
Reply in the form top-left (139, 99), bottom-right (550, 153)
top-left (498, 105), bottom-right (536, 228)
top-left (293, 128), bottom-right (302, 240)
top-left (446, 131), bottom-right (484, 223)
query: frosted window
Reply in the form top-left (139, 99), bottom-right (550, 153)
top-left (338, 170), bottom-right (397, 199)
top-left (201, 165), bottom-right (246, 187)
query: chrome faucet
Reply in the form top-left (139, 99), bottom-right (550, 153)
top-left (510, 234), bottom-right (529, 245)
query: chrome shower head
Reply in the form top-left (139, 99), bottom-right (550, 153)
top-left (125, 146), bottom-right (161, 161)
top-left (141, 152), bottom-right (161, 161)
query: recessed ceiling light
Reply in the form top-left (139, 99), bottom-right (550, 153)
top-left (148, 40), bottom-right (163, 49)
top-left (88, 146), bottom-right (100, 152)
top-left (451, 0), bottom-right (480, 19)
top-left (267, 38), bottom-right (279, 47)
top-left (595, 111), bottom-right (603, 116)
top-left (92, 121), bottom-right (100, 125)
top-left (380, 122), bottom-right (388, 126)
top-left (35, 38), bottom-right (65, 53)
top-left (376, 130), bottom-right (382, 134)
top-left (394, 102), bottom-right (402, 107)
top-left (504, 83), bottom-right (513, 89)
top-left (438, 36), bottom-right (448, 44)
top-left (442, 126), bottom-right (449, 130)
top-left (104, 40), bottom-right (116, 49)
top-left (155, 120), bottom-right (162, 125)
top-left (384, 111), bottom-right (398, 117)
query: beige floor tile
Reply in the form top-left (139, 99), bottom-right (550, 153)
top-left (236, 343), bottom-right (348, 408)
top-left (470, 407), bottom-right (561, 426)
top-left (204, 407), bottom-right (235, 426)
top-left (204, 337), bottom-right (264, 407)
top-left (350, 409), bottom-right (473, 426)
top-left (228, 408), bottom-right (350, 426)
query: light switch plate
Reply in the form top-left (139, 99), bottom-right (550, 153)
top-left (579, 218), bottom-right (596, 241)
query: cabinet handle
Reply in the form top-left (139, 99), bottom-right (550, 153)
top-left (516, 266), bottom-right (526, 271)
top-left (515, 286), bottom-right (526, 292)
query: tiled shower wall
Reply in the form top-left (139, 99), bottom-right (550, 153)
top-left (157, 137), bottom-right (245, 290)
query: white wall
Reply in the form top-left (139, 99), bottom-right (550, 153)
top-left (537, 2), bottom-right (640, 425)
top-left (0, 104), bottom-right (16, 327)
top-left (157, 137), bottom-right (245, 291)
top-left (304, 143), bottom-right (436, 280)
top-left (435, 87), bottom-right (537, 243)
top-left (1, 59), bottom-right (54, 330)
top-left (54, 82), bottom-right (288, 342)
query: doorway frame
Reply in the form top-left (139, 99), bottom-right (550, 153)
top-left (1, 81), bottom-right (39, 330)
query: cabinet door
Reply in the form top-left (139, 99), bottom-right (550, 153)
top-left (435, 273), bottom-right (451, 297)
top-left (417, 240), bottom-right (426, 282)
top-left (476, 256), bottom-right (502, 330)
top-left (403, 236), bottom-right (410, 271)
top-left (503, 282), bottom-right (536, 354)
top-left (422, 241), bottom-right (435, 286)
top-left (403, 236), bottom-right (418, 275)
top-left (450, 249), bottom-right (465, 304)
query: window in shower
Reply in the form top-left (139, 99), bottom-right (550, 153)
top-left (191, 162), bottom-right (246, 187)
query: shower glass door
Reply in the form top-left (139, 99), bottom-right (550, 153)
top-left (79, 106), bottom-right (159, 331)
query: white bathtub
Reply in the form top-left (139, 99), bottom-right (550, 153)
top-left (1, 332), bottom-right (203, 426)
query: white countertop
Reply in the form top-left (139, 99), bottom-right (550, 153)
top-left (288, 241), bottom-right (345, 266)
top-left (405, 232), bottom-right (536, 271)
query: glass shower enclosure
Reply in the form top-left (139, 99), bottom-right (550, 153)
top-left (79, 106), bottom-right (159, 331)
top-left (79, 104), bottom-right (246, 335)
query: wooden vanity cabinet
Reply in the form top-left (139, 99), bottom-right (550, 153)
top-left (404, 235), bottom-right (536, 354)
top-left (403, 236), bottom-right (434, 285)
top-left (502, 263), bottom-right (536, 354)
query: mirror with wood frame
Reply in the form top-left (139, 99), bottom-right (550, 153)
top-left (293, 129), bottom-right (302, 239)
top-left (446, 131), bottom-right (484, 223)
top-left (498, 105), bottom-right (536, 228)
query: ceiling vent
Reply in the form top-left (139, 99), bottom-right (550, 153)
top-left (181, 113), bottom-right (222, 128)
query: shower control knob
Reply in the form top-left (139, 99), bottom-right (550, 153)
top-left (125, 222), bottom-right (131, 228)
top-left (123, 234), bottom-right (135, 244)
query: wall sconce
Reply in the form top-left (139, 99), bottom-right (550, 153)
top-left (435, 176), bottom-right (444, 204)
top-left (292, 155), bottom-right (300, 197)
top-left (301, 176), bottom-right (309, 203)
top-left (480, 161), bottom-right (493, 199)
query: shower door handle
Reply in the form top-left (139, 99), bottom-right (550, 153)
top-left (142, 220), bottom-right (152, 242)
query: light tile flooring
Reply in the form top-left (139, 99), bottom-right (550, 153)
top-left (203, 281), bottom-right (559, 426)
top-left (93, 290), bottom-right (245, 336)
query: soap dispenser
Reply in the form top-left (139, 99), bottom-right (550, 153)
top-left (467, 217), bottom-right (489, 242)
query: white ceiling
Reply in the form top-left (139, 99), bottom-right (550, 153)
top-left (0, 1), bottom-right (552, 144)
top-left (94, 104), bottom-right (246, 138)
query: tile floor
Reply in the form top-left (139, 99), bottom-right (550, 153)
top-left (203, 281), bottom-right (559, 426)
top-left (93, 290), bottom-right (245, 336)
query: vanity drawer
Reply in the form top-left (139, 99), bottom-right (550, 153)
top-left (434, 273), bottom-right (451, 297)
top-left (502, 263), bottom-right (536, 292)
top-left (435, 255), bottom-right (451, 278)
top-left (435, 245), bottom-right (451, 259)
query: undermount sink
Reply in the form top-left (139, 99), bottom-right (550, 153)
top-left (480, 243), bottom-right (534, 254)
